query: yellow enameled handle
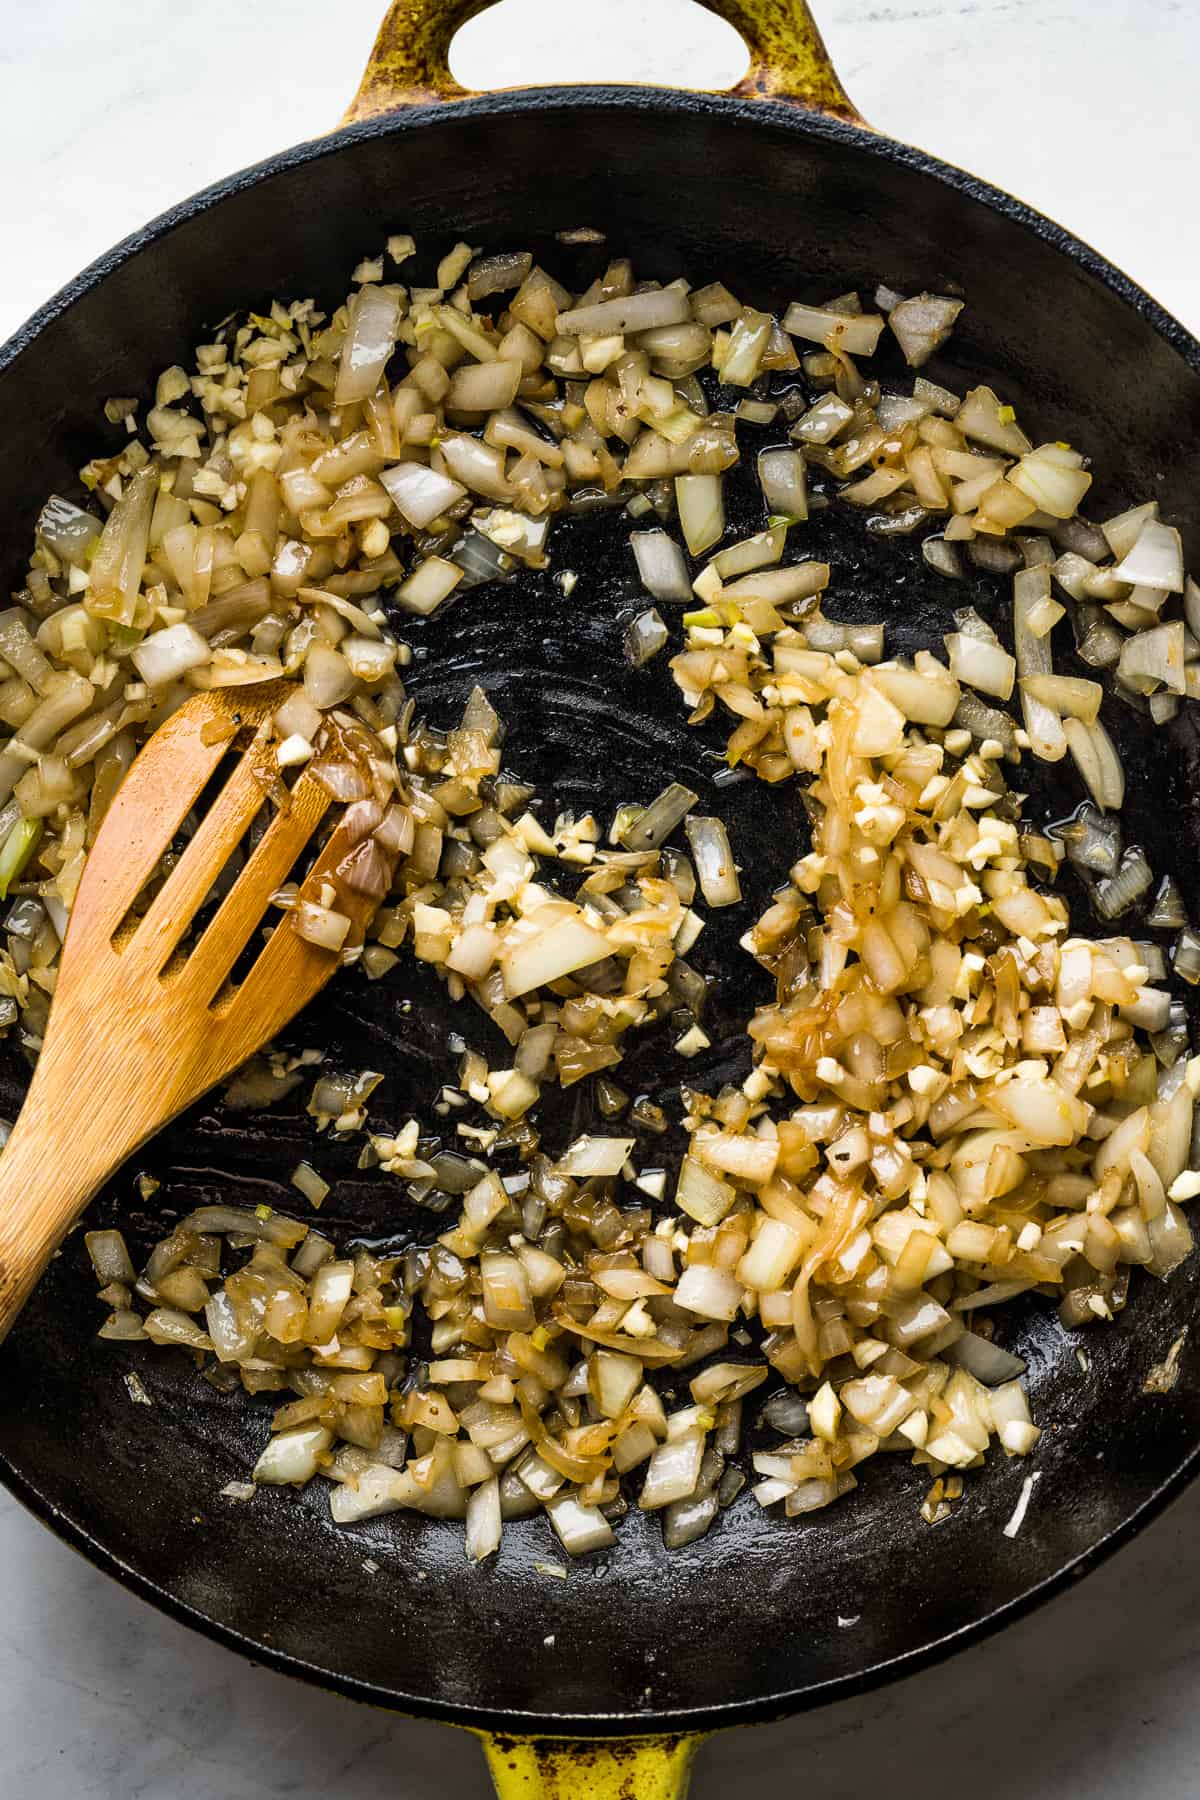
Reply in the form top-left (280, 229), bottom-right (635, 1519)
top-left (477, 1729), bottom-right (707, 1800)
top-left (343, 0), bottom-right (861, 124)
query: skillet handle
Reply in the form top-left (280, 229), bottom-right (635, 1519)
top-left (477, 1730), bottom-right (706, 1799)
top-left (343, 0), bottom-right (861, 125)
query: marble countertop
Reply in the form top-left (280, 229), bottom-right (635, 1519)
top-left (2, 0), bottom-right (1198, 1793)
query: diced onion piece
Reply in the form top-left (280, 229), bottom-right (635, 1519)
top-left (558, 290), bottom-right (690, 336)
top-left (396, 557), bottom-right (464, 617)
top-left (955, 388), bottom-right (1032, 457)
top-left (887, 293), bottom-right (964, 367)
top-left (1117, 621), bottom-right (1186, 695)
top-left (1019, 675), bottom-right (1102, 723)
top-left (630, 531), bottom-right (691, 602)
top-left (987, 1076), bottom-right (1090, 1146)
top-left (723, 564), bottom-right (828, 605)
top-left (1063, 717), bottom-right (1125, 812)
top-left (85, 1229), bottom-right (136, 1286)
top-left (591, 1351), bottom-right (644, 1420)
top-left (619, 783), bottom-right (698, 852)
top-left (676, 1155), bottom-right (735, 1226)
top-left (291, 1161), bottom-right (330, 1206)
top-left (545, 1493), bottom-right (616, 1554)
top-left (335, 285), bottom-right (402, 405)
top-left (254, 1424), bottom-right (334, 1485)
top-left (87, 467), bottom-right (157, 626)
top-left (380, 462), bottom-right (467, 529)
top-left (625, 608), bottom-right (669, 666)
top-left (782, 303), bottom-right (884, 356)
top-left (757, 448), bottom-right (808, 521)
top-left (1013, 567), bottom-right (1066, 762)
top-left (330, 1466), bottom-right (410, 1524)
top-left (711, 527), bottom-right (786, 579)
top-left (944, 1331), bottom-right (1027, 1386)
top-left (275, 690), bottom-right (323, 743)
top-left (556, 1135), bottom-right (635, 1178)
top-left (303, 645), bottom-right (357, 708)
top-left (440, 434), bottom-right (511, 500)
top-left (447, 360), bottom-right (522, 413)
top-left (662, 1492), bottom-right (718, 1548)
top-left (501, 914), bottom-right (612, 998)
top-left (639, 1429), bottom-right (706, 1510)
top-left (684, 816), bottom-right (740, 907)
top-left (1112, 518), bottom-right (1184, 592)
top-left (1009, 445), bottom-right (1092, 519)
top-left (872, 654), bottom-right (960, 726)
top-left (131, 622), bottom-right (210, 687)
top-left (675, 475), bottom-right (724, 557)
top-left (37, 494), bottom-right (102, 566)
top-left (465, 1477), bottom-right (502, 1562)
top-left (674, 1264), bottom-right (744, 1322)
top-left (292, 899), bottom-right (352, 953)
top-left (944, 632), bottom-right (1015, 700)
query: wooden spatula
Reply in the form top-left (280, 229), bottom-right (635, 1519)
top-left (0, 682), bottom-right (393, 1341)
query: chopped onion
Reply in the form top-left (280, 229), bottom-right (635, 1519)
top-left (396, 557), bottom-right (464, 617)
top-left (335, 285), bottom-right (402, 405)
top-left (639, 1430), bottom-right (705, 1510)
top-left (1013, 568), bottom-right (1066, 762)
top-left (676, 1155), bottom-right (735, 1226)
top-left (1019, 674), bottom-right (1102, 723)
top-left (757, 448), bottom-right (808, 521)
top-left (674, 1264), bottom-right (743, 1322)
top-left (923, 536), bottom-right (964, 580)
top-left (1093, 845), bottom-right (1153, 920)
top-left (85, 1229), bottom-right (136, 1286)
top-left (887, 293), bottom-right (964, 367)
top-left (619, 783), bottom-right (697, 852)
top-left (253, 1424), bottom-right (334, 1485)
top-left (685, 816), bottom-right (740, 908)
top-left (675, 475), bottom-right (724, 557)
top-left (37, 495), bottom-right (102, 565)
top-left (630, 531), bottom-right (691, 603)
top-left (1064, 717), bottom-right (1125, 812)
top-left (782, 303), bottom-right (884, 356)
top-left (380, 462), bottom-right (467, 530)
top-left (1148, 875), bottom-right (1188, 930)
top-left (545, 1493), bottom-right (616, 1554)
top-left (556, 1135), bottom-right (635, 1178)
top-left (1118, 621), bottom-right (1186, 695)
top-left (131, 622), bottom-right (210, 688)
top-left (501, 914), bottom-right (612, 998)
top-left (1174, 927), bottom-right (1200, 985)
top-left (1010, 444), bottom-right (1092, 519)
top-left (558, 289), bottom-right (690, 336)
top-left (465, 1477), bottom-right (502, 1562)
top-left (624, 608), bottom-right (668, 667)
top-left (944, 1331), bottom-right (1027, 1386)
top-left (944, 632), bottom-right (1015, 700)
top-left (1112, 518), bottom-right (1184, 592)
top-left (292, 899), bottom-right (352, 953)
top-left (291, 1161), bottom-right (330, 1206)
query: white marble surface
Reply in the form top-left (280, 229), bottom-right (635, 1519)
top-left (2, 0), bottom-right (1199, 1793)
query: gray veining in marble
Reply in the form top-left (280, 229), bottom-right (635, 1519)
top-left (2, 0), bottom-right (1198, 1793)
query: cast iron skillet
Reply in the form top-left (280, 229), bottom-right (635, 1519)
top-left (2, 3), bottom-right (1200, 1794)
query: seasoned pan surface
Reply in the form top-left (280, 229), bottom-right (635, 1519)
top-left (3, 93), bottom-right (1200, 1733)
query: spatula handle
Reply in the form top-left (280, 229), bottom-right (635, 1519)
top-left (0, 1080), bottom-right (128, 1342)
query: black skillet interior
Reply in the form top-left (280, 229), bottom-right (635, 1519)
top-left (2, 93), bottom-right (1200, 1736)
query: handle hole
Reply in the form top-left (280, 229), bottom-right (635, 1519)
top-left (450, 0), bottom-right (749, 93)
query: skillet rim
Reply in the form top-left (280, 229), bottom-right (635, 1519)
top-left (2, 83), bottom-right (1200, 1736)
